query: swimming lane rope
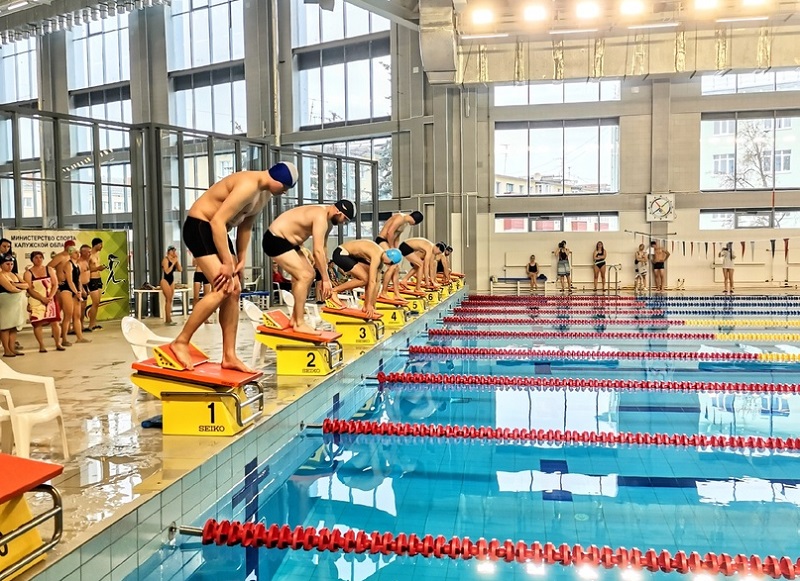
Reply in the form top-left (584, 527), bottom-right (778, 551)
top-left (319, 418), bottom-right (800, 451)
top-left (190, 520), bottom-right (800, 578)
top-left (428, 329), bottom-right (715, 340)
top-left (374, 371), bottom-right (800, 394)
top-left (442, 316), bottom-right (680, 326)
top-left (407, 345), bottom-right (800, 362)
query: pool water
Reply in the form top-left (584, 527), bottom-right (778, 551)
top-left (134, 295), bottom-right (800, 581)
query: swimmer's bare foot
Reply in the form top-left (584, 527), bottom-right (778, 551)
top-left (326, 296), bottom-right (345, 309)
top-left (170, 341), bottom-right (195, 371)
top-left (293, 322), bottom-right (321, 335)
top-left (221, 356), bottom-right (256, 374)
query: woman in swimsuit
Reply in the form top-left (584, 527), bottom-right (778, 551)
top-left (554, 241), bottom-right (572, 293)
top-left (634, 243), bottom-right (648, 293)
top-left (526, 255), bottom-right (539, 292)
top-left (58, 246), bottom-right (90, 346)
top-left (593, 241), bottom-right (607, 293)
top-left (161, 246), bottom-right (182, 326)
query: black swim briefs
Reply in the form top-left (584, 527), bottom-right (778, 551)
top-left (262, 229), bottom-right (300, 258)
top-left (375, 236), bottom-right (388, 245)
top-left (652, 261), bottom-right (665, 270)
top-left (183, 216), bottom-right (235, 258)
top-left (88, 278), bottom-right (102, 292)
top-left (193, 271), bottom-right (209, 285)
top-left (332, 246), bottom-right (366, 273)
top-left (399, 241), bottom-right (414, 256)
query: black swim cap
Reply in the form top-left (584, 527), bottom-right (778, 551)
top-left (334, 199), bottom-right (356, 220)
top-left (435, 242), bottom-right (446, 252)
top-left (410, 211), bottom-right (424, 224)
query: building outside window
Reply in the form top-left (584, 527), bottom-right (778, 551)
top-left (495, 120), bottom-right (620, 196)
top-left (700, 114), bottom-right (799, 190)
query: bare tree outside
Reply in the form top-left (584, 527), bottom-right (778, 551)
top-left (720, 119), bottom-right (775, 190)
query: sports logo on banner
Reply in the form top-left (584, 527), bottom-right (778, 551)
top-left (3, 229), bottom-right (130, 321)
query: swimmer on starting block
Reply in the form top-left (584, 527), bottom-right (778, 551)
top-left (328, 240), bottom-right (403, 317)
top-left (435, 242), bottom-right (453, 283)
top-left (375, 210), bottom-right (424, 300)
top-left (399, 238), bottom-right (444, 291)
top-left (170, 162), bottom-right (298, 371)
top-left (262, 199), bottom-right (355, 334)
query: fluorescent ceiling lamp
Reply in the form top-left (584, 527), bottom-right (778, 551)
top-left (620, 0), bottom-right (644, 14)
top-left (461, 32), bottom-right (510, 39)
top-left (524, 4), bottom-right (548, 20)
top-left (628, 21), bottom-right (680, 28)
top-left (6, 1), bottom-right (28, 10)
top-left (694, 0), bottom-right (718, 9)
top-left (471, 7), bottom-right (494, 24)
top-left (576, 1), bottom-right (600, 18)
top-left (549, 27), bottom-right (598, 34)
top-left (715, 15), bottom-right (768, 21)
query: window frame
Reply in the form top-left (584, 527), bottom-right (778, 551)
top-left (494, 212), bottom-right (620, 233)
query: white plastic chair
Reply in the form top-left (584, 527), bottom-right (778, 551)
top-left (243, 301), bottom-right (266, 367)
top-left (0, 361), bottom-right (69, 460)
top-left (121, 316), bottom-right (172, 408)
top-left (280, 290), bottom-right (324, 330)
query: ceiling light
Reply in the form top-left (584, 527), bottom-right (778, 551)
top-left (715, 15), bottom-right (768, 21)
top-left (549, 27), bottom-right (598, 34)
top-left (5, 1), bottom-right (29, 10)
top-left (471, 8), bottom-right (494, 24)
top-left (576, 1), bottom-right (601, 18)
top-left (628, 21), bottom-right (680, 28)
top-left (524, 4), bottom-right (548, 20)
top-left (694, 0), bottom-right (718, 9)
top-left (620, 0), bottom-right (644, 14)
top-left (461, 32), bottom-right (510, 39)
top-left (742, 0), bottom-right (767, 5)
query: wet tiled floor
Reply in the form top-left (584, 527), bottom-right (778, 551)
top-left (5, 310), bottom-right (331, 580)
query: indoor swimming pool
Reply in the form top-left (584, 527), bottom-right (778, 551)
top-left (131, 294), bottom-right (800, 581)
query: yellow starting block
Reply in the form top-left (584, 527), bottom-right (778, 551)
top-left (392, 288), bottom-right (428, 313)
top-left (448, 272), bottom-right (465, 290)
top-left (372, 296), bottom-right (411, 328)
top-left (320, 302), bottom-right (385, 345)
top-left (0, 455), bottom-right (63, 581)
top-left (131, 343), bottom-right (266, 436)
top-left (256, 310), bottom-right (344, 376)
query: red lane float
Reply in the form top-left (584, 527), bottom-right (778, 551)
top-left (442, 317), bottom-right (683, 326)
top-left (199, 519), bottom-right (800, 579)
top-left (375, 371), bottom-right (800, 394)
top-left (429, 329), bottom-right (715, 341)
top-left (321, 418), bottom-right (800, 451)
top-left (454, 307), bottom-right (665, 316)
top-left (408, 345), bottom-right (755, 361)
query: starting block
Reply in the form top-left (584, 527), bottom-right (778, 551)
top-left (450, 272), bottom-right (465, 290)
top-left (320, 302), bottom-right (385, 345)
top-left (131, 343), bottom-right (265, 436)
top-left (256, 310), bottom-right (344, 376)
top-left (418, 285), bottom-right (442, 305)
top-left (392, 287), bottom-right (428, 313)
top-left (0, 454), bottom-right (63, 580)
top-left (372, 296), bottom-right (411, 328)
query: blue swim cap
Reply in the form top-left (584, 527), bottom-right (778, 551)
top-left (385, 248), bottom-right (402, 264)
top-left (268, 161), bottom-right (299, 189)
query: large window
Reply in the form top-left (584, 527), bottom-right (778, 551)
top-left (700, 113), bottom-right (800, 191)
top-left (699, 208), bottom-right (800, 230)
top-left (72, 87), bottom-right (133, 149)
top-left (495, 120), bottom-right (619, 196)
top-left (296, 37), bottom-right (391, 129)
top-left (494, 80), bottom-right (620, 107)
top-left (172, 67), bottom-right (247, 134)
top-left (494, 212), bottom-right (619, 233)
top-left (303, 137), bottom-right (392, 201)
top-left (292, 0), bottom-right (389, 48)
top-left (701, 70), bottom-right (800, 96)
top-left (0, 38), bottom-right (37, 104)
top-left (68, 13), bottom-right (130, 90)
top-left (167, 0), bottom-right (244, 72)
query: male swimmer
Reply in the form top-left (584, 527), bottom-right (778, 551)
top-left (330, 240), bottom-right (402, 317)
top-left (374, 210), bottom-right (423, 299)
top-left (399, 238), bottom-right (444, 291)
